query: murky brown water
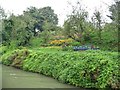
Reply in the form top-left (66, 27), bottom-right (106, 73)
top-left (1, 64), bottom-right (78, 88)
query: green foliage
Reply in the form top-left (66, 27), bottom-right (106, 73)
top-left (92, 10), bottom-right (103, 42)
top-left (0, 45), bottom-right (7, 55)
top-left (88, 22), bottom-right (118, 51)
top-left (39, 6), bottom-right (58, 25)
top-left (108, 1), bottom-right (119, 22)
top-left (2, 48), bottom-right (29, 68)
top-left (23, 6), bottom-right (58, 34)
top-left (2, 18), bottom-right (14, 45)
top-left (1, 3), bottom-right (118, 52)
top-left (62, 1), bottom-right (118, 52)
top-left (1, 48), bottom-right (119, 89)
top-left (2, 6), bottom-right (58, 47)
top-left (1, 1), bottom-right (119, 89)
top-left (69, 41), bottom-right (81, 46)
top-left (29, 37), bottom-right (43, 48)
top-left (62, 46), bottom-right (73, 51)
top-left (64, 1), bottom-right (88, 44)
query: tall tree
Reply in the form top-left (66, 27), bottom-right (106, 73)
top-left (2, 18), bottom-right (14, 45)
top-left (92, 10), bottom-right (103, 43)
top-left (108, 1), bottom-right (119, 22)
top-left (10, 15), bottom-right (33, 46)
top-left (2, 6), bottom-right (59, 46)
top-left (39, 6), bottom-right (58, 25)
top-left (0, 6), bottom-right (7, 44)
top-left (108, 0), bottom-right (120, 51)
top-left (0, 6), bottom-right (6, 20)
top-left (23, 6), bottom-right (58, 36)
top-left (64, 1), bottom-right (88, 44)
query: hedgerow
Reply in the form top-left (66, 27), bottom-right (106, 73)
top-left (1, 49), bottom-right (120, 89)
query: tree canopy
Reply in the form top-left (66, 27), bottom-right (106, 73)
top-left (1, 6), bottom-right (58, 46)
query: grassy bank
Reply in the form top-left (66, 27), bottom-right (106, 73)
top-left (1, 47), bottom-right (120, 89)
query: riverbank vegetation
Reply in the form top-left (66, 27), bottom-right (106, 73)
top-left (1, 48), bottom-right (120, 89)
top-left (0, 0), bottom-right (120, 89)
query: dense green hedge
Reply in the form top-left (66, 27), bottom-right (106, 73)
top-left (1, 48), bottom-right (120, 89)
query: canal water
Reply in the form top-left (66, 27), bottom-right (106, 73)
top-left (0, 64), bottom-right (2, 89)
top-left (1, 64), bottom-right (79, 88)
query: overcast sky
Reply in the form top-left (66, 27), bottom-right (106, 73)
top-left (0, 0), bottom-right (114, 26)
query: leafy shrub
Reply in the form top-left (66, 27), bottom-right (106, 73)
top-left (62, 46), bottom-right (73, 51)
top-left (0, 46), bottom-right (7, 55)
top-left (1, 49), bottom-right (119, 89)
top-left (29, 37), bottom-right (43, 48)
top-left (2, 48), bottom-right (29, 68)
top-left (69, 41), bottom-right (81, 46)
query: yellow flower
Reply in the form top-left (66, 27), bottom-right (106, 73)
top-left (50, 39), bottom-right (73, 45)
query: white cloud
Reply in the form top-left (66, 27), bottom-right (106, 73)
top-left (0, 0), bottom-right (114, 26)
